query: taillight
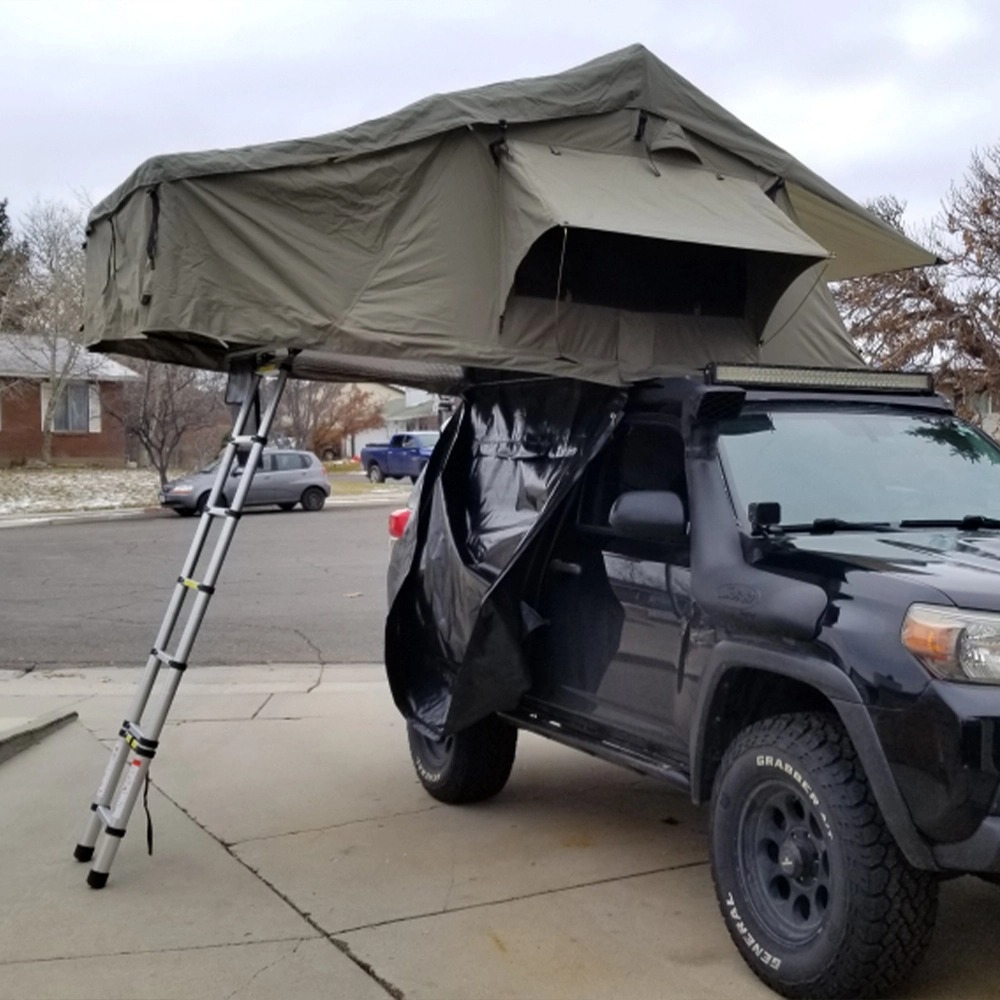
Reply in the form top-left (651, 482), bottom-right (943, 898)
top-left (388, 507), bottom-right (412, 540)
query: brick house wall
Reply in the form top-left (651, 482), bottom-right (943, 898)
top-left (0, 378), bottom-right (129, 467)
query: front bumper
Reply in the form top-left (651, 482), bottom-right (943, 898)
top-left (871, 682), bottom-right (1000, 871)
top-left (159, 492), bottom-right (196, 511)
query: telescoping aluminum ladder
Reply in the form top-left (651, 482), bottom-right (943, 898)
top-left (73, 355), bottom-right (290, 888)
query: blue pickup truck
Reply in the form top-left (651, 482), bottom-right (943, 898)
top-left (360, 432), bottom-right (439, 483)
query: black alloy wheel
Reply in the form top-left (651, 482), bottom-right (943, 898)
top-left (737, 780), bottom-right (831, 945)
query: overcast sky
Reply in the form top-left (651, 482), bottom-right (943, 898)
top-left (2, 0), bottom-right (996, 232)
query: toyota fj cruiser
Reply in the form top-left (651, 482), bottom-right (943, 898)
top-left (387, 364), bottom-right (1000, 999)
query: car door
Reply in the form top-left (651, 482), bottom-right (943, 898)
top-left (533, 417), bottom-right (690, 762)
top-left (397, 435), bottom-right (421, 477)
top-left (271, 451), bottom-right (311, 502)
top-left (591, 420), bottom-right (689, 758)
top-left (241, 452), bottom-right (275, 505)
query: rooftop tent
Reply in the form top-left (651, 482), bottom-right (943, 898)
top-left (83, 44), bottom-right (937, 386)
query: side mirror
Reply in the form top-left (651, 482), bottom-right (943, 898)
top-left (609, 490), bottom-right (686, 542)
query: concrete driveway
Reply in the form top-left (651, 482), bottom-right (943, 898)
top-left (2, 664), bottom-right (1000, 999)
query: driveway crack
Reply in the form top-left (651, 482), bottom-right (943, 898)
top-left (291, 629), bottom-right (324, 664)
top-left (152, 782), bottom-right (405, 999)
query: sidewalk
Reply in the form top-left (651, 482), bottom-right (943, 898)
top-left (1, 665), bottom-right (999, 999)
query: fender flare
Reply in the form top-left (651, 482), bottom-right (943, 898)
top-left (690, 640), bottom-right (934, 869)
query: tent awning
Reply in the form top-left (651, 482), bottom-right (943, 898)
top-left (501, 141), bottom-right (831, 262)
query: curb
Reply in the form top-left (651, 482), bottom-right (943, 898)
top-left (0, 507), bottom-right (171, 530)
top-left (0, 709), bottom-right (79, 765)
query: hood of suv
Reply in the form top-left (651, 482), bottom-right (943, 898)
top-left (782, 529), bottom-right (1000, 611)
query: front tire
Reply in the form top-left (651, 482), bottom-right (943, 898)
top-left (407, 715), bottom-right (517, 804)
top-left (710, 712), bottom-right (938, 999)
top-left (367, 463), bottom-right (385, 483)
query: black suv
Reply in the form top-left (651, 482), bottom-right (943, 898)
top-left (386, 365), bottom-right (1000, 999)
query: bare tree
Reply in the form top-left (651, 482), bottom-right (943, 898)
top-left (104, 361), bottom-right (228, 485)
top-left (1, 199), bottom-right (94, 462)
top-left (833, 179), bottom-right (1000, 419)
top-left (939, 144), bottom-right (1000, 408)
top-left (0, 199), bottom-right (31, 413)
top-left (0, 198), bottom-right (28, 332)
top-left (331, 384), bottom-right (385, 457)
top-left (278, 380), bottom-right (383, 458)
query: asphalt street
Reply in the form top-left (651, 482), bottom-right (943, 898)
top-left (0, 505), bottom-right (392, 669)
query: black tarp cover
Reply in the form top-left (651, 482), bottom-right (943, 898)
top-left (385, 378), bottom-right (626, 736)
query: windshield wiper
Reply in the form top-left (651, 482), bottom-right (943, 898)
top-left (899, 515), bottom-right (1000, 530)
top-left (777, 518), bottom-right (894, 535)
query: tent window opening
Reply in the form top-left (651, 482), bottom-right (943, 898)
top-left (53, 382), bottom-right (95, 432)
top-left (514, 227), bottom-right (747, 317)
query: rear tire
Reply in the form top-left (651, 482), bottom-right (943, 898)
top-left (300, 486), bottom-right (326, 511)
top-left (368, 463), bottom-right (385, 484)
top-left (710, 712), bottom-right (938, 999)
top-left (408, 715), bottom-right (517, 804)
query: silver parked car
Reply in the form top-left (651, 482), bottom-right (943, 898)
top-left (160, 449), bottom-right (330, 515)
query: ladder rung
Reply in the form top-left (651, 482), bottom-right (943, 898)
top-left (206, 505), bottom-right (240, 520)
top-left (119, 721), bottom-right (158, 757)
top-left (177, 576), bottom-right (216, 595)
top-left (96, 805), bottom-right (127, 838)
top-left (228, 433), bottom-right (267, 447)
top-left (151, 647), bottom-right (188, 672)
top-left (118, 719), bottom-right (146, 740)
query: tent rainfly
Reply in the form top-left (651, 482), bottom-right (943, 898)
top-left (83, 44), bottom-right (937, 389)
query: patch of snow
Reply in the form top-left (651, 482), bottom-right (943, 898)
top-left (0, 469), bottom-right (162, 516)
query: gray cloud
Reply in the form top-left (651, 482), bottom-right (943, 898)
top-left (2, 0), bottom-right (996, 232)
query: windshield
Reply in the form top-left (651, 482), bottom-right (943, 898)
top-left (718, 407), bottom-right (1000, 527)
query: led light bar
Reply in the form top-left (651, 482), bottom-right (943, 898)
top-left (708, 363), bottom-right (934, 394)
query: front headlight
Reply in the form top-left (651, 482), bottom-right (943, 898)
top-left (901, 604), bottom-right (1000, 683)
top-left (169, 485), bottom-right (194, 495)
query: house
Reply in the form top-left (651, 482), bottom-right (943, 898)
top-left (352, 385), bottom-right (454, 457)
top-left (0, 333), bottom-right (137, 467)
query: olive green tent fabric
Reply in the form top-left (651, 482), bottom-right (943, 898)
top-left (84, 44), bottom-right (933, 385)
